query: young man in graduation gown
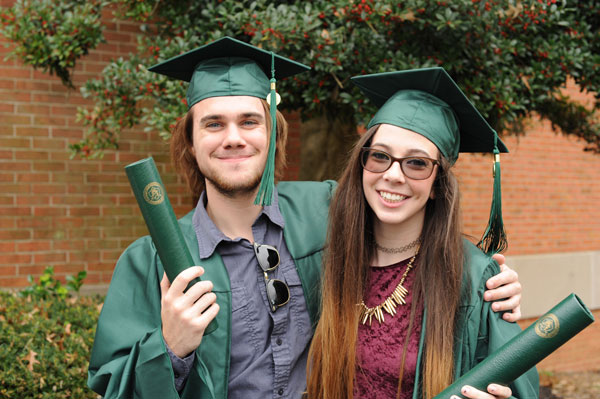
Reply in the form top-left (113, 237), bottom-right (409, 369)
top-left (87, 37), bottom-right (524, 399)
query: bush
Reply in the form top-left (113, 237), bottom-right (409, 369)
top-left (0, 0), bottom-right (106, 88)
top-left (0, 268), bottom-right (103, 399)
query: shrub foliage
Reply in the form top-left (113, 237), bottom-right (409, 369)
top-left (0, 268), bottom-right (102, 399)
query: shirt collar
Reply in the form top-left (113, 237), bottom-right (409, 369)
top-left (192, 187), bottom-right (285, 259)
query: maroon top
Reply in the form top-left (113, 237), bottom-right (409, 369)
top-left (355, 257), bottom-right (423, 399)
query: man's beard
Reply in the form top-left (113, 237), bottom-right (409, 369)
top-left (203, 167), bottom-right (263, 198)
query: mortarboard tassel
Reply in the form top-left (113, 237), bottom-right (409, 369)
top-left (254, 52), bottom-right (278, 206)
top-left (477, 132), bottom-right (508, 255)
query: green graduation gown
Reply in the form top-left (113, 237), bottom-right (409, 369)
top-left (88, 181), bottom-right (335, 399)
top-left (411, 240), bottom-right (539, 399)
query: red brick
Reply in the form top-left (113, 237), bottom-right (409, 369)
top-left (53, 264), bottom-right (87, 274)
top-left (17, 265), bottom-right (49, 277)
top-left (50, 105), bottom-right (78, 115)
top-left (33, 207), bottom-right (67, 217)
top-left (0, 161), bottom-right (30, 174)
top-left (55, 240), bottom-right (85, 251)
top-left (89, 262), bottom-right (116, 272)
top-left (0, 216), bottom-right (15, 228)
top-left (0, 230), bottom-right (31, 240)
top-left (16, 241), bottom-right (52, 252)
top-left (67, 183), bottom-right (100, 195)
top-left (35, 115), bottom-right (68, 126)
top-left (0, 78), bottom-right (15, 89)
top-left (69, 207), bottom-right (100, 217)
top-left (16, 173), bottom-right (50, 183)
top-left (118, 44), bottom-right (138, 54)
top-left (104, 31), bottom-right (132, 43)
top-left (15, 103), bottom-right (51, 115)
top-left (0, 266), bottom-right (17, 276)
top-left (68, 161), bottom-right (100, 173)
top-left (50, 148), bottom-right (71, 162)
top-left (87, 174), bottom-right (117, 183)
top-left (0, 206), bottom-right (30, 216)
top-left (32, 161), bottom-right (66, 172)
top-left (17, 218), bottom-right (49, 229)
top-left (15, 80), bottom-right (51, 92)
top-left (50, 195), bottom-right (85, 206)
top-left (0, 253), bottom-right (31, 265)
top-left (0, 67), bottom-right (32, 79)
top-left (32, 228), bottom-right (64, 240)
top-left (0, 242), bottom-right (15, 252)
top-left (34, 252), bottom-right (66, 263)
top-left (0, 137), bottom-right (30, 148)
top-left (0, 90), bottom-right (31, 102)
top-left (1, 183), bottom-right (30, 194)
top-left (0, 114), bottom-right (32, 125)
top-left (50, 128), bottom-right (82, 139)
top-left (49, 82), bottom-right (71, 93)
top-left (16, 195), bottom-right (50, 206)
top-left (15, 150), bottom-right (50, 160)
top-left (0, 276), bottom-right (29, 287)
top-left (118, 22), bottom-right (143, 34)
top-left (0, 104), bottom-right (15, 113)
top-left (33, 138), bottom-right (67, 150)
top-left (32, 184), bottom-right (66, 195)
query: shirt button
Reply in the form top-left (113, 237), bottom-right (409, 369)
top-left (278, 388), bottom-right (284, 396)
top-left (276, 338), bottom-right (283, 346)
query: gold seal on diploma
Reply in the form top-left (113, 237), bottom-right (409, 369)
top-left (143, 182), bottom-right (164, 205)
top-left (535, 313), bottom-right (560, 339)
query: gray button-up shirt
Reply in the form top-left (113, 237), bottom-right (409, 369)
top-left (169, 190), bottom-right (312, 398)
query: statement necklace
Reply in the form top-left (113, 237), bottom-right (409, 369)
top-left (359, 247), bottom-right (419, 326)
top-left (375, 237), bottom-right (420, 254)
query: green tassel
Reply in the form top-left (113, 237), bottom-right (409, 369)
top-left (477, 132), bottom-right (508, 255)
top-left (254, 52), bottom-right (278, 206)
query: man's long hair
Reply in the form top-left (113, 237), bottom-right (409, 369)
top-left (306, 125), bottom-right (464, 399)
top-left (170, 99), bottom-right (288, 205)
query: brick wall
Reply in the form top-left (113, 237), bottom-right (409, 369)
top-left (456, 81), bottom-right (600, 255)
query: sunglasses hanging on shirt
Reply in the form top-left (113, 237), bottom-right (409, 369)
top-left (253, 242), bottom-right (290, 312)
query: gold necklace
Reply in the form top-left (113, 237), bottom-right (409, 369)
top-left (359, 248), bottom-right (419, 326)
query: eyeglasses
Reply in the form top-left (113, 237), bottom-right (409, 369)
top-left (360, 147), bottom-right (438, 180)
top-left (253, 242), bottom-right (290, 312)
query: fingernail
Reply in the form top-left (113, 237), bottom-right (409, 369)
top-left (462, 386), bottom-right (470, 394)
top-left (492, 303), bottom-right (499, 311)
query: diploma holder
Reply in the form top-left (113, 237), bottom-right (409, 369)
top-left (126, 157), bottom-right (217, 335)
top-left (434, 293), bottom-right (594, 398)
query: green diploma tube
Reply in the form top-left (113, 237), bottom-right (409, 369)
top-left (434, 293), bottom-right (594, 398)
top-left (125, 157), bottom-right (217, 334)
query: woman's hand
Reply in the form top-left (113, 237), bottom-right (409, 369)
top-left (451, 384), bottom-right (512, 399)
top-left (484, 253), bottom-right (522, 322)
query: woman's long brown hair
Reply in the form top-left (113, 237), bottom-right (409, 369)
top-left (306, 125), bottom-right (464, 399)
top-left (170, 99), bottom-right (288, 205)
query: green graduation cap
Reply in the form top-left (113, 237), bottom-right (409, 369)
top-left (148, 36), bottom-right (310, 206)
top-left (351, 67), bottom-right (508, 254)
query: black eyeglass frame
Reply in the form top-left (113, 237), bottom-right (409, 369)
top-left (360, 147), bottom-right (439, 180)
top-left (253, 242), bottom-right (290, 312)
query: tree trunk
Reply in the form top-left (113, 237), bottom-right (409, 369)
top-left (298, 113), bottom-right (359, 182)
